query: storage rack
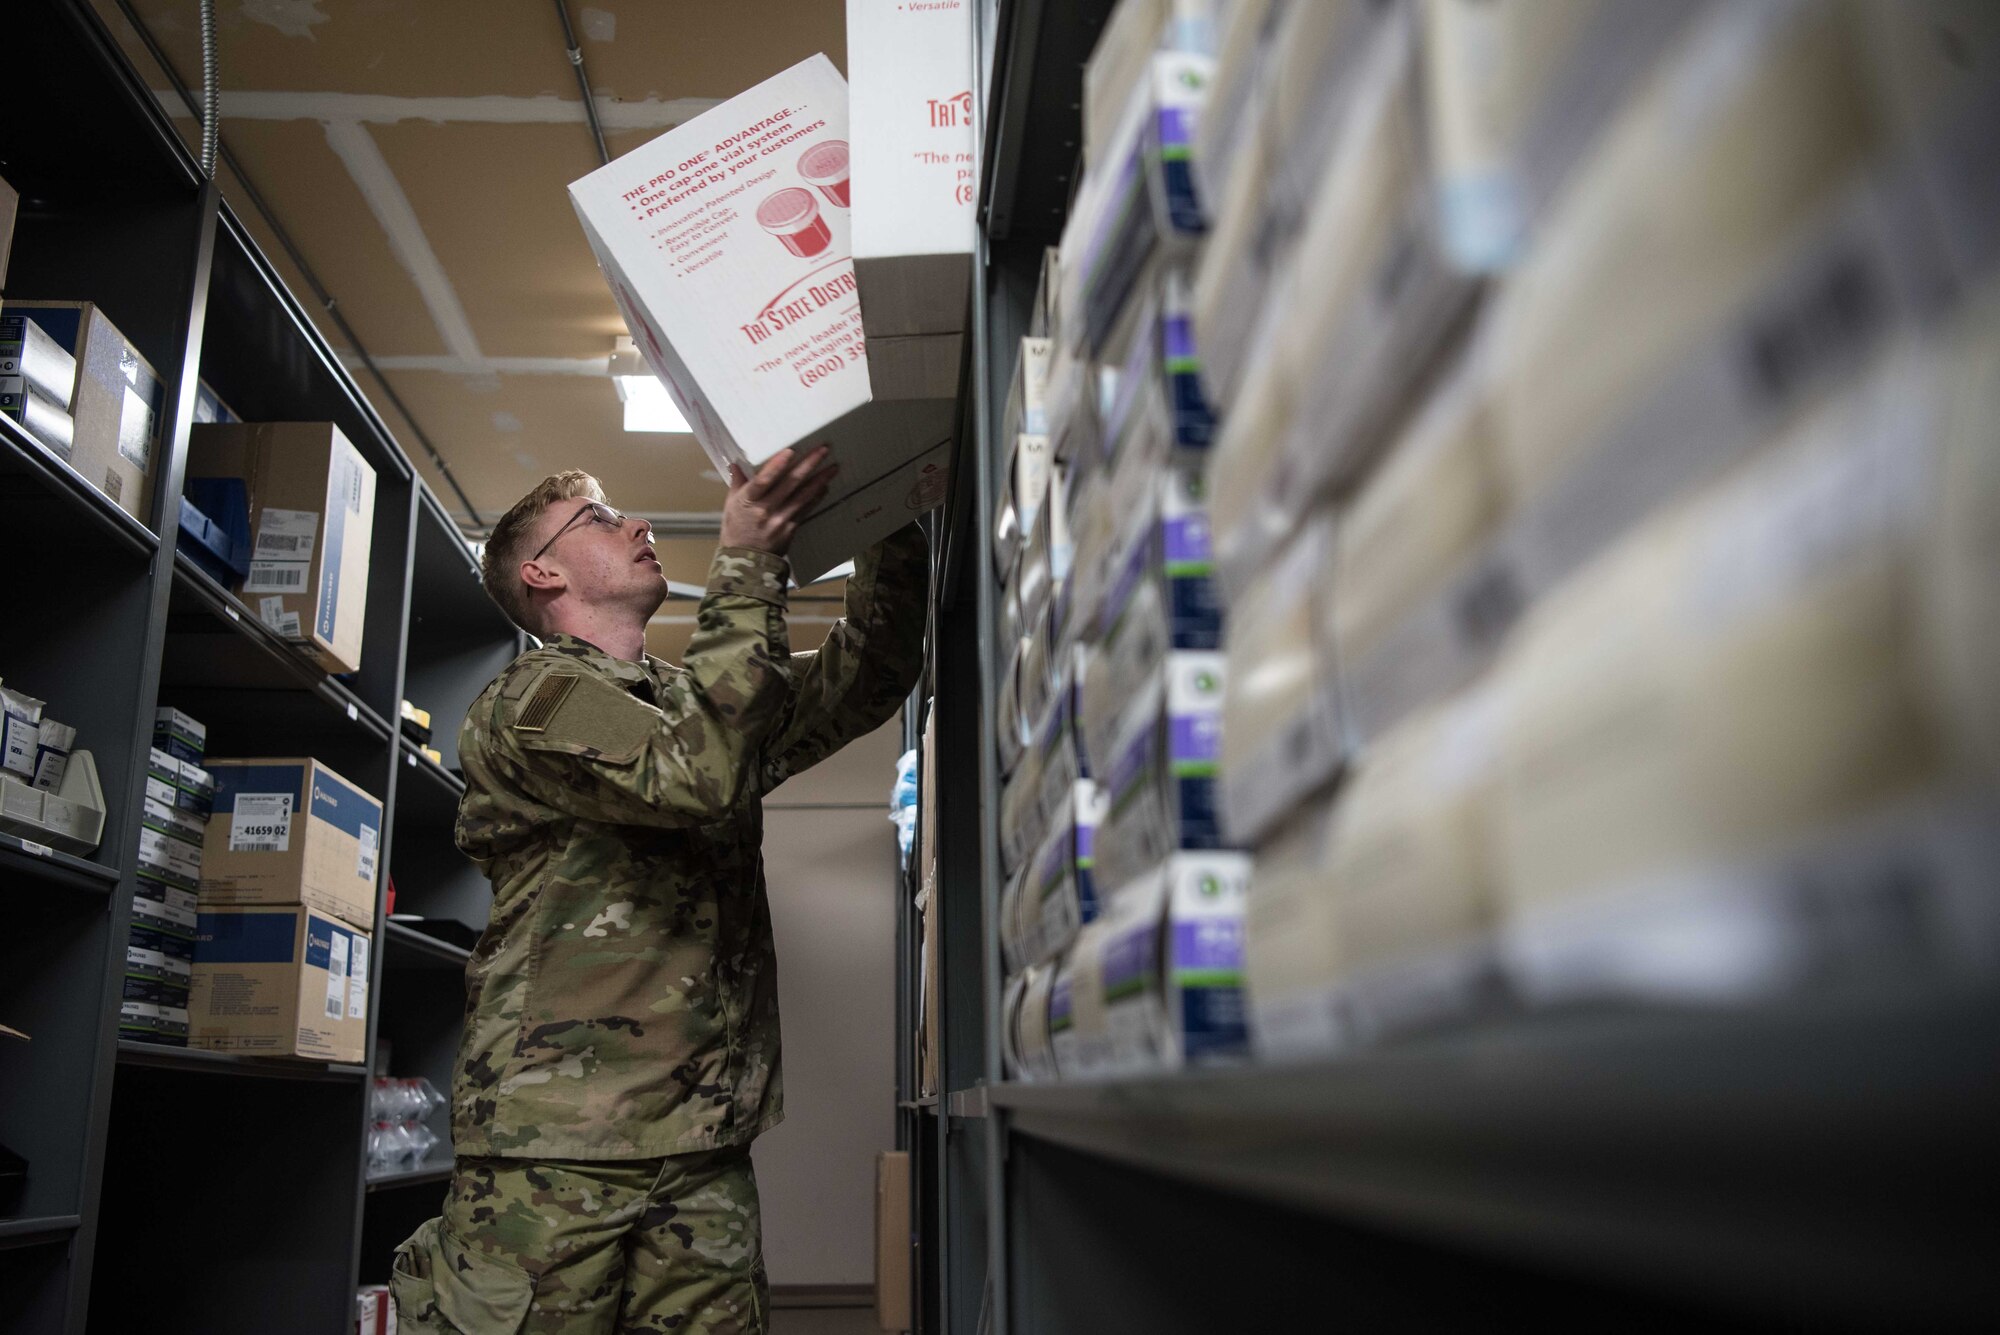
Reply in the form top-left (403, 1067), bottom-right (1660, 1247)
top-left (0, 5), bottom-right (519, 1332)
top-left (898, 3), bottom-right (2000, 1333)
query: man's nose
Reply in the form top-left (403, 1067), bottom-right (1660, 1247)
top-left (630, 515), bottom-right (654, 541)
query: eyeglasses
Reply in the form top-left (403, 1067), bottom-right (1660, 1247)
top-left (529, 500), bottom-right (627, 563)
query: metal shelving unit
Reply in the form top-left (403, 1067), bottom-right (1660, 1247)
top-left (906, 4), bottom-right (2000, 1333)
top-left (0, 4), bottom-right (520, 1331)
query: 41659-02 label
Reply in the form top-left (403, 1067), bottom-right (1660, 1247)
top-left (229, 793), bottom-right (293, 853)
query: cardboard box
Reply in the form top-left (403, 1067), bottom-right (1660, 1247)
top-left (154, 707), bottom-right (208, 764)
top-left (3, 301), bottom-right (161, 523)
top-left (873, 1151), bottom-right (912, 1332)
top-left (190, 905), bottom-right (370, 1062)
top-left (847, 0), bottom-right (975, 343)
top-left (201, 758), bottom-right (382, 930)
top-left (568, 55), bottom-right (952, 582)
top-left (0, 313), bottom-right (77, 410)
top-left (0, 175), bottom-right (15, 288)
top-left (119, 1000), bottom-right (189, 1044)
top-left (187, 422), bottom-right (379, 674)
top-left (1089, 652), bottom-right (1229, 896)
top-left (1220, 515), bottom-right (1342, 846)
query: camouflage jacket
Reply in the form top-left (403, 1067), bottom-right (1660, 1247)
top-left (451, 526), bottom-right (927, 1159)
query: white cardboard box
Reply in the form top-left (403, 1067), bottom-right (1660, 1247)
top-left (569, 55), bottom-right (952, 581)
top-left (846, 0), bottom-right (976, 341)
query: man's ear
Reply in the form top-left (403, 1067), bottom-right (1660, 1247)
top-left (520, 558), bottom-right (566, 596)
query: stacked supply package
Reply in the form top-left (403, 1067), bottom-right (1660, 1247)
top-left (1004, 9), bottom-right (1254, 1084)
top-left (119, 709), bottom-right (214, 1046)
top-left (1151, 0), bottom-right (2000, 1065)
top-left (0, 309), bottom-right (78, 462)
top-left (192, 757), bottom-right (381, 1061)
top-left (0, 678), bottom-right (104, 855)
top-left (0, 302), bottom-right (163, 524)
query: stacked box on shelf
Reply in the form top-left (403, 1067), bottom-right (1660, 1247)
top-left (0, 301), bottom-right (163, 525)
top-left (1003, 5), bottom-right (1257, 1083)
top-left (187, 422), bottom-right (380, 675)
top-left (120, 708), bottom-right (215, 1046)
top-left (191, 757), bottom-right (381, 1062)
top-left (0, 311), bottom-right (78, 461)
top-left (1214, 0), bottom-right (2000, 1063)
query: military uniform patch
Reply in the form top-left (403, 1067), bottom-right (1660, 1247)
top-left (512, 673), bottom-right (579, 732)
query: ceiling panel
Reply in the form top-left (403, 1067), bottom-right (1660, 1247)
top-left (369, 119), bottom-right (629, 359)
top-left (368, 367), bottom-right (726, 517)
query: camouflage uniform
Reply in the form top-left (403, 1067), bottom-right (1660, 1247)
top-left (392, 527), bottom-right (928, 1333)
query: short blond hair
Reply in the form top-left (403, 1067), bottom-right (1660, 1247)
top-left (480, 470), bottom-right (605, 634)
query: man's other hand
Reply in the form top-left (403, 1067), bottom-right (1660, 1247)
top-left (720, 446), bottom-right (837, 555)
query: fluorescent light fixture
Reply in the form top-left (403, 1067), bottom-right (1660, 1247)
top-left (616, 373), bottom-right (691, 434)
top-left (610, 336), bottom-right (690, 433)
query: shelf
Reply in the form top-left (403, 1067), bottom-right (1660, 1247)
top-left (0, 415), bottom-right (161, 560)
top-left (116, 1040), bottom-right (367, 1082)
top-left (383, 920), bottom-right (472, 971)
top-left (0, 833), bottom-right (119, 897)
top-left (397, 737), bottom-right (465, 798)
top-left (0, 1216), bottom-right (81, 1251)
top-left (161, 552), bottom-right (394, 743)
top-left (992, 985), bottom-right (2000, 1323)
top-left (366, 1153), bottom-right (454, 1192)
top-left (980, 0), bottom-right (1120, 243)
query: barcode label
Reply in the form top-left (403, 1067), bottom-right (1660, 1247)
top-left (243, 561), bottom-right (308, 593)
top-left (325, 931), bottom-right (350, 1020)
top-left (228, 793), bottom-right (293, 852)
top-left (253, 508), bottom-right (318, 561)
top-left (357, 824), bottom-right (379, 883)
top-left (348, 937), bottom-right (369, 1023)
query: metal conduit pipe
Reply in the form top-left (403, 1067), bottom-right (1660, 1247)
top-left (113, 0), bottom-right (490, 532)
top-left (197, 0), bottom-right (217, 176)
top-left (554, 0), bottom-right (614, 168)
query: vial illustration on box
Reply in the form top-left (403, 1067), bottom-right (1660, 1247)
top-left (758, 187), bottom-right (832, 258)
top-left (798, 139), bottom-right (851, 207)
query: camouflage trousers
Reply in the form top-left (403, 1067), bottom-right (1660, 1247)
top-left (390, 1146), bottom-right (768, 1334)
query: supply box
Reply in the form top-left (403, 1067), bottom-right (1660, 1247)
top-left (200, 758), bottom-right (381, 930)
top-left (189, 904), bottom-right (371, 1062)
top-left (186, 422), bottom-right (378, 674)
top-left (568, 54), bottom-right (952, 581)
top-left (2, 301), bottom-right (161, 522)
top-left (845, 0), bottom-right (975, 344)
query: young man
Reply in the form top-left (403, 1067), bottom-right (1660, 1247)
top-left (392, 447), bottom-right (928, 1333)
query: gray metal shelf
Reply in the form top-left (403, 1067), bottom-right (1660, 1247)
top-left (0, 5), bottom-right (521, 1331)
top-left (0, 1218), bottom-right (81, 1251)
top-left (365, 1154), bottom-right (454, 1193)
top-left (991, 986), bottom-right (2000, 1325)
top-left (0, 416), bottom-right (159, 560)
top-left (162, 553), bottom-right (396, 746)
top-left (382, 919), bottom-right (472, 972)
top-left (114, 1040), bottom-right (368, 1083)
top-left (0, 837), bottom-right (119, 897)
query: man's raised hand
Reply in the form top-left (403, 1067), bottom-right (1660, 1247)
top-left (720, 445), bottom-right (837, 556)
